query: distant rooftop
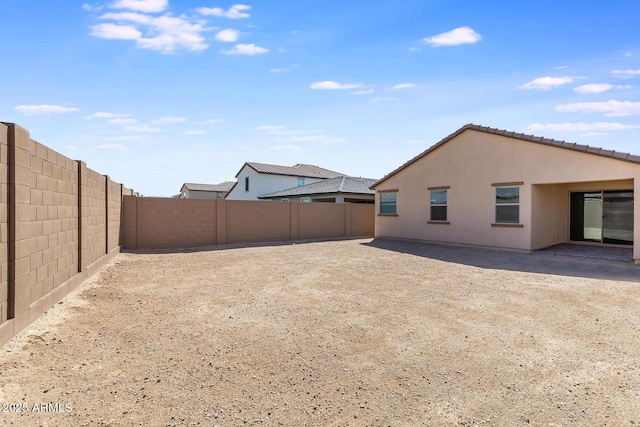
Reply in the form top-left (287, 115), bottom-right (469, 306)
top-left (242, 162), bottom-right (345, 179)
top-left (259, 176), bottom-right (377, 198)
top-left (182, 181), bottom-right (235, 192)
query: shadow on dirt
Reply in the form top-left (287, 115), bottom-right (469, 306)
top-left (363, 238), bottom-right (640, 283)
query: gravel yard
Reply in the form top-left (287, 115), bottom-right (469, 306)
top-left (1, 238), bottom-right (639, 426)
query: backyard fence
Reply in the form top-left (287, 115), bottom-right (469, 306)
top-left (0, 122), bottom-right (375, 347)
top-left (122, 197), bottom-right (374, 249)
top-left (0, 122), bottom-right (139, 347)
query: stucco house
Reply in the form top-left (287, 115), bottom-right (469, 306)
top-left (180, 181), bottom-right (235, 199)
top-left (258, 176), bottom-right (377, 203)
top-left (371, 124), bottom-right (639, 264)
top-left (225, 162), bottom-right (345, 201)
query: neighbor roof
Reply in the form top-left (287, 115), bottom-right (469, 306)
top-left (259, 176), bottom-right (377, 198)
top-left (371, 123), bottom-right (640, 189)
top-left (182, 181), bottom-right (235, 192)
top-left (237, 162), bottom-right (345, 179)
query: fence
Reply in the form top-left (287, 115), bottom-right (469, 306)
top-left (0, 122), bottom-right (136, 347)
top-left (122, 197), bottom-right (374, 249)
top-left (0, 121), bottom-right (374, 348)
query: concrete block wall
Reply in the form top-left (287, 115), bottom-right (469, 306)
top-left (80, 164), bottom-right (107, 273)
top-left (0, 123), bottom-right (131, 347)
top-left (123, 197), bottom-right (374, 249)
top-left (226, 200), bottom-right (292, 244)
top-left (0, 124), bottom-right (8, 326)
top-left (298, 202), bottom-right (346, 240)
top-left (125, 197), bottom-right (218, 249)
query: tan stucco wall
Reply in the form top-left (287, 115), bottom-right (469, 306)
top-left (374, 129), bottom-right (640, 262)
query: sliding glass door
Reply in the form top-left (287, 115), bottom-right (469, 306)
top-left (570, 190), bottom-right (634, 245)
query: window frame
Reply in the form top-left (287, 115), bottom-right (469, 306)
top-left (300, 197), bottom-right (311, 203)
top-left (378, 190), bottom-right (398, 216)
top-left (244, 176), bottom-right (250, 192)
top-left (494, 184), bottom-right (522, 225)
top-left (297, 178), bottom-right (305, 187)
top-left (428, 187), bottom-right (449, 224)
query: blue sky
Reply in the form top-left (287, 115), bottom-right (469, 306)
top-left (1, 0), bottom-right (639, 196)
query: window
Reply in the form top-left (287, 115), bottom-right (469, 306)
top-left (495, 186), bottom-right (520, 223)
top-left (245, 177), bottom-right (249, 192)
top-left (297, 178), bottom-right (305, 186)
top-left (281, 198), bottom-right (289, 202)
top-left (300, 197), bottom-right (311, 202)
top-left (379, 191), bottom-right (397, 215)
top-left (216, 192), bottom-right (222, 198)
top-left (182, 191), bottom-right (186, 198)
top-left (430, 189), bottom-right (447, 221)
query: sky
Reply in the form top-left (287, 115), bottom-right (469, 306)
top-left (1, 0), bottom-right (639, 196)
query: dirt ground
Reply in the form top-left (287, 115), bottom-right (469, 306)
top-left (1, 238), bottom-right (640, 427)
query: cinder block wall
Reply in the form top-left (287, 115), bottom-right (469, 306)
top-left (123, 197), bottom-right (374, 249)
top-left (0, 123), bottom-right (132, 347)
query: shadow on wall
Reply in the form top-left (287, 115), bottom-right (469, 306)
top-left (363, 238), bottom-right (640, 283)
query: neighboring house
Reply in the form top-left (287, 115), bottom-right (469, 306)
top-left (225, 162), bottom-right (345, 201)
top-left (371, 124), bottom-right (640, 264)
top-left (180, 181), bottom-right (235, 199)
top-left (259, 176), bottom-right (377, 203)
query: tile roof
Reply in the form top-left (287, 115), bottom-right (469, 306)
top-left (182, 181), bottom-right (235, 192)
top-left (259, 176), bottom-right (377, 198)
top-left (242, 162), bottom-right (345, 179)
top-left (371, 123), bottom-right (640, 189)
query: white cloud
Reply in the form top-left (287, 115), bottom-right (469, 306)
top-left (624, 52), bottom-right (633, 58)
top-left (196, 4), bottom-right (250, 19)
top-left (66, 145), bottom-right (78, 150)
top-left (183, 130), bottom-right (206, 135)
top-left (215, 29), bottom-right (240, 42)
top-left (15, 104), bottom-right (79, 115)
top-left (110, 0), bottom-right (168, 13)
top-left (555, 65), bottom-right (569, 70)
top-left (573, 84), bottom-right (632, 94)
top-left (352, 88), bottom-right (374, 95)
top-left (90, 23), bottom-right (142, 39)
top-left (204, 118), bottom-right (224, 124)
top-left (422, 26), bottom-right (481, 47)
top-left (94, 144), bottom-right (129, 151)
top-left (91, 12), bottom-right (208, 53)
top-left (257, 125), bottom-right (285, 132)
top-left (270, 64), bottom-right (298, 73)
top-left (611, 69), bottom-right (640, 76)
top-left (408, 47), bottom-right (421, 53)
top-left (221, 43), bottom-right (269, 55)
top-left (83, 3), bottom-right (103, 12)
top-left (125, 124), bottom-right (163, 132)
top-left (310, 81), bottom-right (362, 90)
top-left (526, 122), bottom-right (640, 132)
top-left (269, 145), bottom-right (302, 152)
top-left (573, 83), bottom-right (614, 94)
top-left (85, 111), bottom-right (129, 119)
top-left (518, 76), bottom-right (575, 90)
top-left (152, 116), bottom-right (186, 124)
top-left (556, 100), bottom-right (640, 116)
top-left (391, 83), bottom-right (415, 90)
top-left (108, 118), bottom-right (138, 126)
